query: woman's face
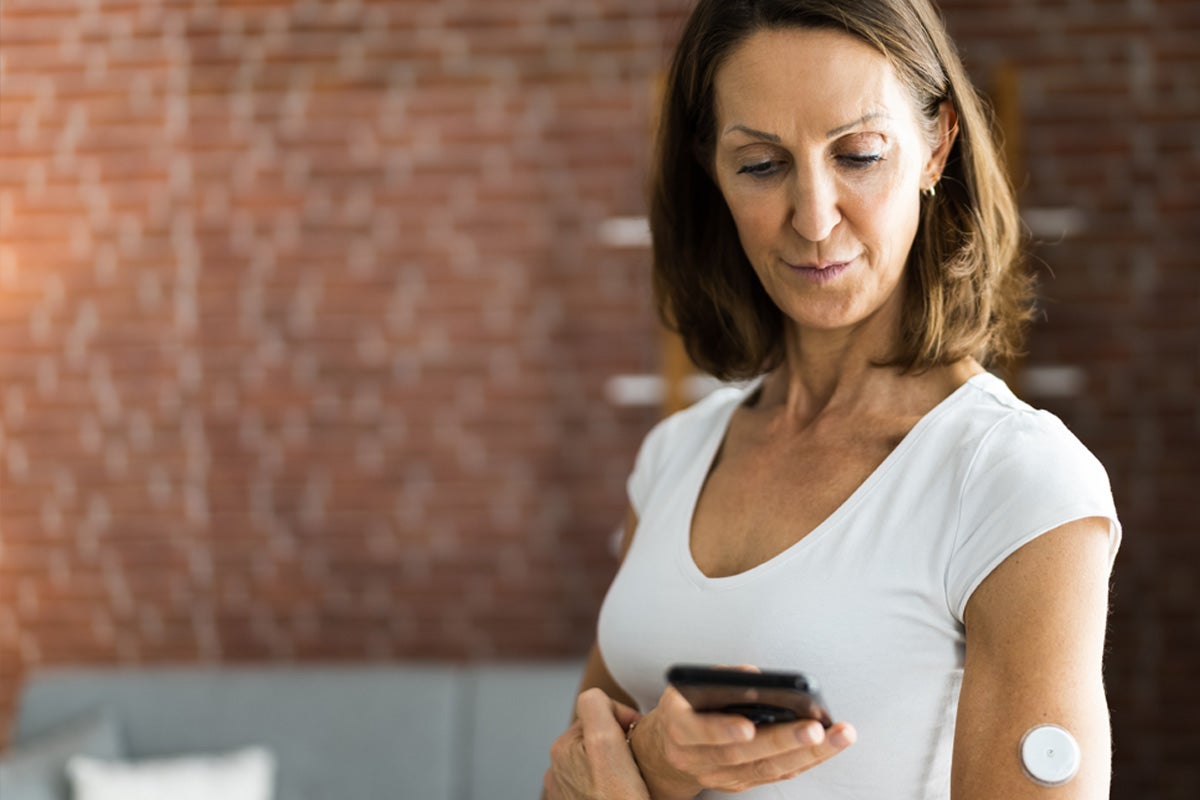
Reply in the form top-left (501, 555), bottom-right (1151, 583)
top-left (711, 27), bottom-right (952, 339)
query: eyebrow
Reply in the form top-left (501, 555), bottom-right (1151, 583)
top-left (825, 111), bottom-right (889, 138)
top-left (722, 112), bottom-right (890, 143)
top-left (724, 125), bottom-right (782, 143)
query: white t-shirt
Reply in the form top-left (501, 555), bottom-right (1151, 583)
top-left (597, 372), bottom-right (1121, 799)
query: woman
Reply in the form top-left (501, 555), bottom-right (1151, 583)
top-left (546, 1), bottom-right (1120, 798)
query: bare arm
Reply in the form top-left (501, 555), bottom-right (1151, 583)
top-left (952, 516), bottom-right (1114, 798)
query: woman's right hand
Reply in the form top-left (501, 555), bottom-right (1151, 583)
top-left (544, 688), bottom-right (650, 800)
top-left (629, 679), bottom-right (856, 799)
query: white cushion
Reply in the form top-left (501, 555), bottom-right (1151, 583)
top-left (68, 746), bottom-right (275, 800)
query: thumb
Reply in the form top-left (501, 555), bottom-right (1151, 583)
top-left (610, 698), bottom-right (643, 731)
top-left (576, 688), bottom-right (641, 735)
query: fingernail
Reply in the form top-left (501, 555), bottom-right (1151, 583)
top-left (795, 723), bottom-right (822, 745)
top-left (829, 728), bottom-right (854, 748)
top-left (728, 723), bottom-right (753, 741)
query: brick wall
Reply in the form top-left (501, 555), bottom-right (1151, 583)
top-left (1, 0), bottom-right (1196, 796)
top-left (0, 0), bottom-right (677, 737)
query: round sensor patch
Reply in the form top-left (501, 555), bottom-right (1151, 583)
top-left (1020, 724), bottom-right (1081, 786)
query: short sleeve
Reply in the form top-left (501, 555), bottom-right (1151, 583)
top-left (946, 409), bottom-right (1122, 622)
top-left (625, 415), bottom-right (672, 516)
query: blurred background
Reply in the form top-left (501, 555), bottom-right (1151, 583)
top-left (0, 0), bottom-right (1195, 797)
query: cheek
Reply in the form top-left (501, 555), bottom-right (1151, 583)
top-left (843, 170), bottom-right (920, 253)
top-left (724, 192), bottom-right (782, 253)
top-left (848, 156), bottom-right (909, 204)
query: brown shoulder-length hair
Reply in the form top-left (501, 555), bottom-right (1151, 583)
top-left (650, 0), bottom-right (1034, 380)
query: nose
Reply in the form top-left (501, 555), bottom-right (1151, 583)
top-left (788, 168), bottom-right (841, 243)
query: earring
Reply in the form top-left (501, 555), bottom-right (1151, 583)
top-left (922, 175), bottom-right (939, 198)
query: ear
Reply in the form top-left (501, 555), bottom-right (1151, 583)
top-left (923, 101), bottom-right (958, 191)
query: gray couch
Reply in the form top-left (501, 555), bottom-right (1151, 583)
top-left (7, 661), bottom-right (585, 800)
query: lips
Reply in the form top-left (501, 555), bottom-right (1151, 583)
top-left (786, 258), bottom-right (856, 270)
top-left (785, 255), bottom-right (857, 284)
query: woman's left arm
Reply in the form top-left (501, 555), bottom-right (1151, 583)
top-left (953, 516), bottom-right (1115, 799)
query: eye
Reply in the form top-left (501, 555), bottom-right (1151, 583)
top-left (736, 160), bottom-right (784, 178)
top-left (836, 153), bottom-right (884, 169)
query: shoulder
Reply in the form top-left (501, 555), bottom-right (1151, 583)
top-left (942, 373), bottom-right (1121, 620)
top-left (626, 381), bottom-right (758, 514)
top-left (956, 374), bottom-right (1111, 498)
top-left (636, 381), bottom-right (757, 468)
top-left (905, 373), bottom-right (1111, 500)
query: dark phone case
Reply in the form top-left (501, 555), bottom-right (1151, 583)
top-left (667, 665), bottom-right (833, 728)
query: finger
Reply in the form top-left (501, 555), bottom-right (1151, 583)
top-left (758, 722), bottom-right (857, 776)
top-left (676, 729), bottom-right (804, 772)
top-left (575, 688), bottom-right (630, 743)
top-left (711, 718), bottom-right (857, 771)
top-left (573, 687), bottom-right (643, 732)
top-left (751, 718), bottom-right (828, 755)
top-left (828, 723), bottom-right (856, 747)
top-left (702, 722), bottom-right (857, 791)
top-left (661, 685), bottom-right (755, 746)
top-left (610, 698), bottom-right (643, 731)
top-left (712, 663), bottom-right (762, 673)
top-left (691, 718), bottom-right (823, 767)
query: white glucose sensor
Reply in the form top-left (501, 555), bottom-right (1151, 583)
top-left (1020, 724), bottom-right (1081, 786)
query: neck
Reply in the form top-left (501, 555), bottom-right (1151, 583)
top-left (756, 314), bottom-right (981, 429)
top-left (766, 279), bottom-right (900, 407)
top-left (763, 325), bottom-right (896, 424)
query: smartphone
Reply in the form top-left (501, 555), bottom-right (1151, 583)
top-left (666, 664), bottom-right (833, 728)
